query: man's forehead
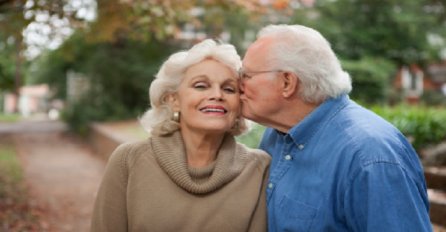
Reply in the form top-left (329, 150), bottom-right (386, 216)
top-left (247, 37), bottom-right (274, 55)
top-left (243, 37), bottom-right (273, 67)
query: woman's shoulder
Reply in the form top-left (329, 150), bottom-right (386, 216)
top-left (235, 142), bottom-right (271, 166)
top-left (109, 139), bottom-right (152, 165)
top-left (118, 139), bottom-right (151, 151)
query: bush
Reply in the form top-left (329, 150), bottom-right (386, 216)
top-left (236, 122), bottom-right (266, 148)
top-left (342, 57), bottom-right (396, 104)
top-left (236, 105), bottom-right (446, 152)
top-left (371, 105), bottom-right (446, 151)
top-left (420, 89), bottom-right (446, 106)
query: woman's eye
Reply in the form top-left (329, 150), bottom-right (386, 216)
top-left (223, 86), bottom-right (237, 93)
top-left (193, 83), bottom-right (208, 89)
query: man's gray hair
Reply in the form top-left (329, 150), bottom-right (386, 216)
top-left (258, 24), bottom-right (352, 103)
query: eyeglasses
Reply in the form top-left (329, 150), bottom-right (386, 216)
top-left (238, 68), bottom-right (282, 81)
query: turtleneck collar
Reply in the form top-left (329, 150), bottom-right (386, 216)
top-left (150, 131), bottom-right (247, 194)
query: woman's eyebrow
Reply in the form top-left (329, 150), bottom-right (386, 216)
top-left (189, 75), bottom-right (209, 81)
top-left (224, 77), bottom-right (238, 83)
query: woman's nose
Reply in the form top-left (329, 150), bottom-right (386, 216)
top-left (209, 87), bottom-right (223, 101)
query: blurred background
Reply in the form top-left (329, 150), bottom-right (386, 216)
top-left (1, 0), bottom-right (446, 134)
top-left (1, 0), bottom-right (446, 231)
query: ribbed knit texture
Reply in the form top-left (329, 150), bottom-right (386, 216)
top-left (91, 131), bottom-right (271, 232)
top-left (152, 131), bottom-right (245, 194)
top-left (188, 162), bottom-right (215, 184)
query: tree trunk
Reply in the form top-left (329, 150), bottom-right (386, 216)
top-left (13, 38), bottom-right (22, 113)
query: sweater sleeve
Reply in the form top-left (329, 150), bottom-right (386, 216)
top-left (247, 152), bottom-right (270, 232)
top-left (90, 144), bottom-right (130, 232)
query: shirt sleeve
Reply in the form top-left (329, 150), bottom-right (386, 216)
top-left (343, 161), bottom-right (432, 232)
top-left (90, 144), bottom-right (129, 232)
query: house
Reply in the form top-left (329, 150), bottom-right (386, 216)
top-left (427, 62), bottom-right (446, 95)
top-left (2, 84), bottom-right (51, 116)
top-left (393, 63), bottom-right (446, 104)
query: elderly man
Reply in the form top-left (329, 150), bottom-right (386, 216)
top-left (239, 24), bottom-right (432, 232)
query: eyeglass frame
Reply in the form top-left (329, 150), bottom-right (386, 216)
top-left (238, 68), bottom-right (283, 81)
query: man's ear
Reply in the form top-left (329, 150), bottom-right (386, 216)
top-left (281, 72), bottom-right (299, 98)
top-left (165, 93), bottom-right (180, 111)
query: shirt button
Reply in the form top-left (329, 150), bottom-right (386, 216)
top-left (298, 144), bottom-right (305, 150)
top-left (284, 154), bottom-right (292, 160)
top-left (268, 183), bottom-right (274, 189)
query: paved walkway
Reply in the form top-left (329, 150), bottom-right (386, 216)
top-left (3, 120), bottom-right (106, 231)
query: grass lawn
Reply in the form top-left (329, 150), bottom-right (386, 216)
top-left (0, 140), bottom-right (43, 230)
top-left (0, 114), bottom-right (21, 123)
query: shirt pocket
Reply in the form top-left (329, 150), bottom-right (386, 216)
top-left (278, 195), bottom-right (318, 232)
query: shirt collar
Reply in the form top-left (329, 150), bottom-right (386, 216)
top-left (285, 94), bottom-right (350, 146)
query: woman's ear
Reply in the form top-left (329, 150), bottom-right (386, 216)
top-left (165, 93), bottom-right (180, 111)
top-left (281, 72), bottom-right (299, 98)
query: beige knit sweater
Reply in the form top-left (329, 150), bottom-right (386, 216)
top-left (90, 131), bottom-right (270, 232)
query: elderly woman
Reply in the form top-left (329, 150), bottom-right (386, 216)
top-left (90, 39), bottom-right (270, 232)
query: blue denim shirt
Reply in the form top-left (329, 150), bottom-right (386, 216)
top-left (260, 94), bottom-right (432, 232)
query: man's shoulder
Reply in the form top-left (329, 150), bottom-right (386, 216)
top-left (319, 103), bottom-right (418, 166)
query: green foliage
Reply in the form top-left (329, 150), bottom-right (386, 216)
top-left (236, 123), bottom-right (266, 148)
top-left (0, 0), bottom-right (87, 93)
top-left (30, 31), bottom-right (100, 99)
top-left (0, 143), bottom-right (22, 191)
top-left (31, 30), bottom-right (181, 133)
top-left (287, 0), bottom-right (445, 106)
top-left (371, 105), bottom-right (446, 150)
top-left (0, 34), bottom-right (20, 92)
top-left (0, 141), bottom-right (43, 230)
top-left (199, 4), bottom-right (256, 49)
top-left (0, 142), bottom-right (23, 219)
top-left (235, 105), bottom-right (446, 152)
top-left (0, 64), bottom-right (14, 91)
top-left (28, 49), bottom-right (70, 99)
top-left (90, 0), bottom-right (194, 42)
top-left (61, 99), bottom-right (98, 135)
top-left (291, 0), bottom-right (445, 64)
top-left (20, 0), bottom-right (446, 135)
top-left (0, 113), bottom-right (20, 123)
top-left (420, 90), bottom-right (446, 106)
top-left (342, 57), bottom-right (396, 104)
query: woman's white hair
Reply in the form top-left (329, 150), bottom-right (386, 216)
top-left (258, 24), bottom-right (352, 103)
top-left (140, 39), bottom-right (247, 136)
